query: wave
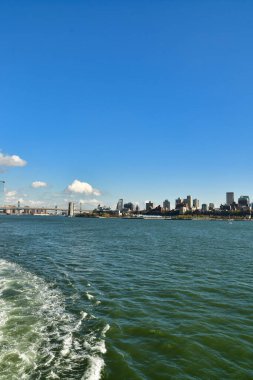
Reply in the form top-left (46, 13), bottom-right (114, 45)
top-left (0, 259), bottom-right (109, 380)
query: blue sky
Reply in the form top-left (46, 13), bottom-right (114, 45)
top-left (1, 0), bottom-right (253, 208)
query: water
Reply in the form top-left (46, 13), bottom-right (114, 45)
top-left (0, 216), bottom-right (253, 379)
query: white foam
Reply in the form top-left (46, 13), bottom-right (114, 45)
top-left (0, 259), bottom-right (107, 380)
top-left (82, 356), bottom-right (105, 380)
top-left (86, 292), bottom-right (94, 300)
top-left (0, 259), bottom-right (108, 380)
top-left (102, 324), bottom-right (110, 336)
top-left (74, 311), bottom-right (88, 331)
top-left (61, 333), bottom-right (73, 357)
top-left (49, 370), bottom-right (60, 379)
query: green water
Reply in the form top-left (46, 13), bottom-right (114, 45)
top-left (0, 216), bottom-right (252, 379)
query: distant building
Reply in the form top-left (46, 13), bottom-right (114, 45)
top-left (175, 198), bottom-right (187, 213)
top-left (116, 199), bottom-right (124, 211)
top-left (146, 201), bottom-right (153, 211)
top-left (97, 204), bottom-right (111, 212)
top-left (226, 192), bottom-right (234, 206)
top-left (163, 199), bottom-right (170, 211)
top-left (175, 198), bottom-right (183, 208)
top-left (238, 196), bottom-right (250, 209)
top-left (124, 202), bottom-right (134, 211)
top-left (179, 206), bottom-right (187, 215)
top-left (209, 203), bottom-right (215, 210)
top-left (68, 202), bottom-right (74, 217)
top-left (193, 199), bottom-right (199, 209)
top-left (17, 200), bottom-right (21, 214)
top-left (186, 195), bottom-right (192, 209)
top-left (201, 204), bottom-right (208, 212)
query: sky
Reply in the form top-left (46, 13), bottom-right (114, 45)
top-left (1, 0), bottom-right (253, 209)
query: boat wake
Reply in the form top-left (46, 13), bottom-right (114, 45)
top-left (0, 259), bottom-right (109, 380)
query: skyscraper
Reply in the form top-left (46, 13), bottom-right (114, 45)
top-left (163, 199), bottom-right (170, 211)
top-left (175, 198), bottom-right (183, 208)
top-left (186, 195), bottom-right (192, 209)
top-left (124, 202), bottom-right (134, 211)
top-left (146, 201), bottom-right (153, 211)
top-left (193, 199), bottom-right (199, 209)
top-left (116, 199), bottom-right (124, 211)
top-left (202, 204), bottom-right (208, 212)
top-left (226, 192), bottom-right (234, 206)
top-left (238, 196), bottom-right (250, 208)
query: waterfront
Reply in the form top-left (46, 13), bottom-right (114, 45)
top-left (0, 216), bottom-right (253, 379)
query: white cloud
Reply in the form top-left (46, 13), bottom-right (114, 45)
top-left (79, 199), bottom-right (100, 205)
top-left (0, 153), bottom-right (27, 167)
top-left (5, 191), bottom-right (18, 204)
top-left (25, 200), bottom-right (44, 206)
top-left (32, 181), bottom-right (48, 188)
top-left (5, 190), bottom-right (17, 197)
top-left (67, 180), bottom-right (101, 196)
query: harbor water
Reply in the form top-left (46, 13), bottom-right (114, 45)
top-left (0, 216), bottom-right (252, 379)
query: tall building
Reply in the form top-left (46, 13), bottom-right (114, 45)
top-left (116, 199), bottom-right (124, 211)
top-left (68, 202), bottom-right (74, 217)
top-left (226, 192), bottom-right (234, 206)
top-left (163, 199), bottom-right (170, 211)
top-left (202, 204), bottom-right (208, 212)
top-left (238, 196), bottom-right (250, 208)
top-left (124, 202), bottom-right (134, 211)
top-left (146, 201), bottom-right (153, 211)
top-left (209, 203), bottom-right (215, 210)
top-left (186, 195), bottom-right (192, 209)
top-left (175, 198), bottom-right (183, 208)
top-left (193, 199), bottom-right (199, 209)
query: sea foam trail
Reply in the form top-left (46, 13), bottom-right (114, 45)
top-left (0, 259), bottom-right (108, 380)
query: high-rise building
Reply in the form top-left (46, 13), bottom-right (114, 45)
top-left (163, 199), bottom-right (170, 211)
top-left (146, 201), bottom-right (153, 211)
top-left (175, 198), bottom-right (183, 208)
top-left (124, 202), bottom-right (134, 211)
top-left (193, 199), bottom-right (199, 209)
top-left (202, 204), bottom-right (208, 212)
top-left (186, 195), bottom-right (192, 209)
top-left (238, 196), bottom-right (250, 208)
top-left (209, 203), bottom-right (215, 210)
top-left (116, 199), bottom-right (124, 211)
top-left (226, 192), bottom-right (234, 206)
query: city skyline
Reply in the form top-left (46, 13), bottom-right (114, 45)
top-left (1, 1), bottom-right (253, 208)
top-left (0, 175), bottom-right (252, 212)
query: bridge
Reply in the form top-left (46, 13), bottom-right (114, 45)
top-left (0, 205), bottom-right (93, 215)
top-left (0, 182), bottom-right (91, 215)
top-left (0, 206), bottom-right (68, 214)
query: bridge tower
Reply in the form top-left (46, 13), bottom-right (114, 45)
top-left (0, 180), bottom-right (5, 206)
